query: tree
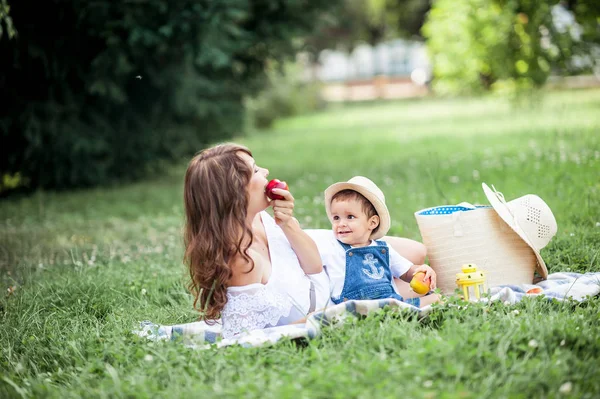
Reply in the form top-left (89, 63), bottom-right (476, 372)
top-left (422, 0), bottom-right (593, 95)
top-left (386, 0), bottom-right (431, 39)
top-left (569, 0), bottom-right (600, 75)
top-left (303, 0), bottom-right (432, 58)
top-left (0, 0), bottom-right (16, 39)
top-left (0, 0), bottom-right (339, 192)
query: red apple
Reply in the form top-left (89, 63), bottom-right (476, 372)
top-left (265, 179), bottom-right (289, 200)
top-left (526, 287), bottom-right (543, 295)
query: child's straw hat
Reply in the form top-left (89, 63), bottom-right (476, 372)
top-left (324, 176), bottom-right (391, 240)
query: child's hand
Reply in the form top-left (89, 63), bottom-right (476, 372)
top-left (413, 265), bottom-right (437, 290)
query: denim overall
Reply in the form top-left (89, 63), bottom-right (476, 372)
top-left (332, 240), bottom-right (421, 307)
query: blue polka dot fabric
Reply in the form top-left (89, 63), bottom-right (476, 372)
top-left (417, 205), bottom-right (491, 215)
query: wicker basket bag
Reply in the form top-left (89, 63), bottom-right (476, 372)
top-left (414, 183), bottom-right (557, 294)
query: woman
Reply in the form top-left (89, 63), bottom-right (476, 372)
top-left (184, 143), bottom-right (326, 338)
top-left (183, 143), bottom-right (427, 338)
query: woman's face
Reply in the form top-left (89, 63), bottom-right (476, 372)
top-left (237, 151), bottom-right (270, 214)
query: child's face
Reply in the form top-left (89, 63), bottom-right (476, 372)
top-left (330, 198), bottom-right (379, 246)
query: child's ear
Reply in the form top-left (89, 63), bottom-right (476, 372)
top-left (368, 215), bottom-right (380, 231)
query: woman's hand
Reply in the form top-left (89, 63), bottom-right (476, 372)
top-left (270, 188), bottom-right (296, 228)
top-left (412, 264), bottom-right (437, 290)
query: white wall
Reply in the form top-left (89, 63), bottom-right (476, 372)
top-left (316, 39), bottom-right (432, 82)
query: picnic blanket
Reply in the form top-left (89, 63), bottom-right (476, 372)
top-left (133, 272), bottom-right (600, 349)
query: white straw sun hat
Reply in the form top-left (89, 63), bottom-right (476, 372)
top-left (324, 176), bottom-right (391, 240)
top-left (481, 182), bottom-right (557, 279)
top-left (414, 183), bottom-right (557, 293)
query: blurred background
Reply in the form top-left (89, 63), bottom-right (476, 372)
top-left (1, 0), bottom-right (599, 194)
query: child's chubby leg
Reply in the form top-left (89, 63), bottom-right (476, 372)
top-left (393, 278), bottom-right (420, 298)
top-left (393, 279), bottom-right (442, 307)
top-left (417, 293), bottom-right (442, 307)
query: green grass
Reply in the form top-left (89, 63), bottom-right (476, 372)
top-left (1, 89), bottom-right (599, 398)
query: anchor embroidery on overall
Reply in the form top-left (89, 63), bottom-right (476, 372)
top-left (361, 253), bottom-right (385, 280)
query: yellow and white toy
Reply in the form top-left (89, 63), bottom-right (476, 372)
top-left (456, 263), bottom-right (487, 301)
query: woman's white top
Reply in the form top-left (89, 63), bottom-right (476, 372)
top-left (221, 283), bottom-right (304, 338)
top-left (221, 212), bottom-right (330, 339)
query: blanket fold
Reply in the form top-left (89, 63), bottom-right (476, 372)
top-left (133, 272), bottom-right (600, 349)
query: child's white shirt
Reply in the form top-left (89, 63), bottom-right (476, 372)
top-left (305, 229), bottom-right (413, 300)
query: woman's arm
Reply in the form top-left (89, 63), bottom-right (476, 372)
top-left (381, 236), bottom-right (427, 265)
top-left (269, 187), bottom-right (323, 274)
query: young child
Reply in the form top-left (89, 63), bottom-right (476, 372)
top-left (316, 176), bottom-right (439, 308)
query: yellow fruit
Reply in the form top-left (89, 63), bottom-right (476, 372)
top-left (410, 271), bottom-right (430, 295)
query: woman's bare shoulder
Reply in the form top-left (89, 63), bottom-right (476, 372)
top-left (228, 249), bottom-right (267, 286)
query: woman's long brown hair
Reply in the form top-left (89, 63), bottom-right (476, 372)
top-left (183, 143), bottom-right (255, 320)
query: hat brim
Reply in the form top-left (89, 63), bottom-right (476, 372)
top-left (324, 182), bottom-right (391, 240)
top-left (482, 183), bottom-right (548, 279)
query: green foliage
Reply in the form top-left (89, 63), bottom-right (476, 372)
top-left (0, 0), bottom-right (16, 40)
top-left (245, 61), bottom-right (326, 130)
top-left (386, 0), bottom-right (432, 39)
top-left (0, 0), bottom-right (338, 192)
top-left (303, 0), bottom-right (418, 56)
top-left (571, 0), bottom-right (600, 73)
top-left (1, 90), bottom-right (599, 397)
top-left (575, 0), bottom-right (600, 44)
top-left (423, 0), bottom-right (583, 95)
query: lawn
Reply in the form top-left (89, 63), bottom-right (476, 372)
top-left (1, 89), bottom-right (599, 398)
